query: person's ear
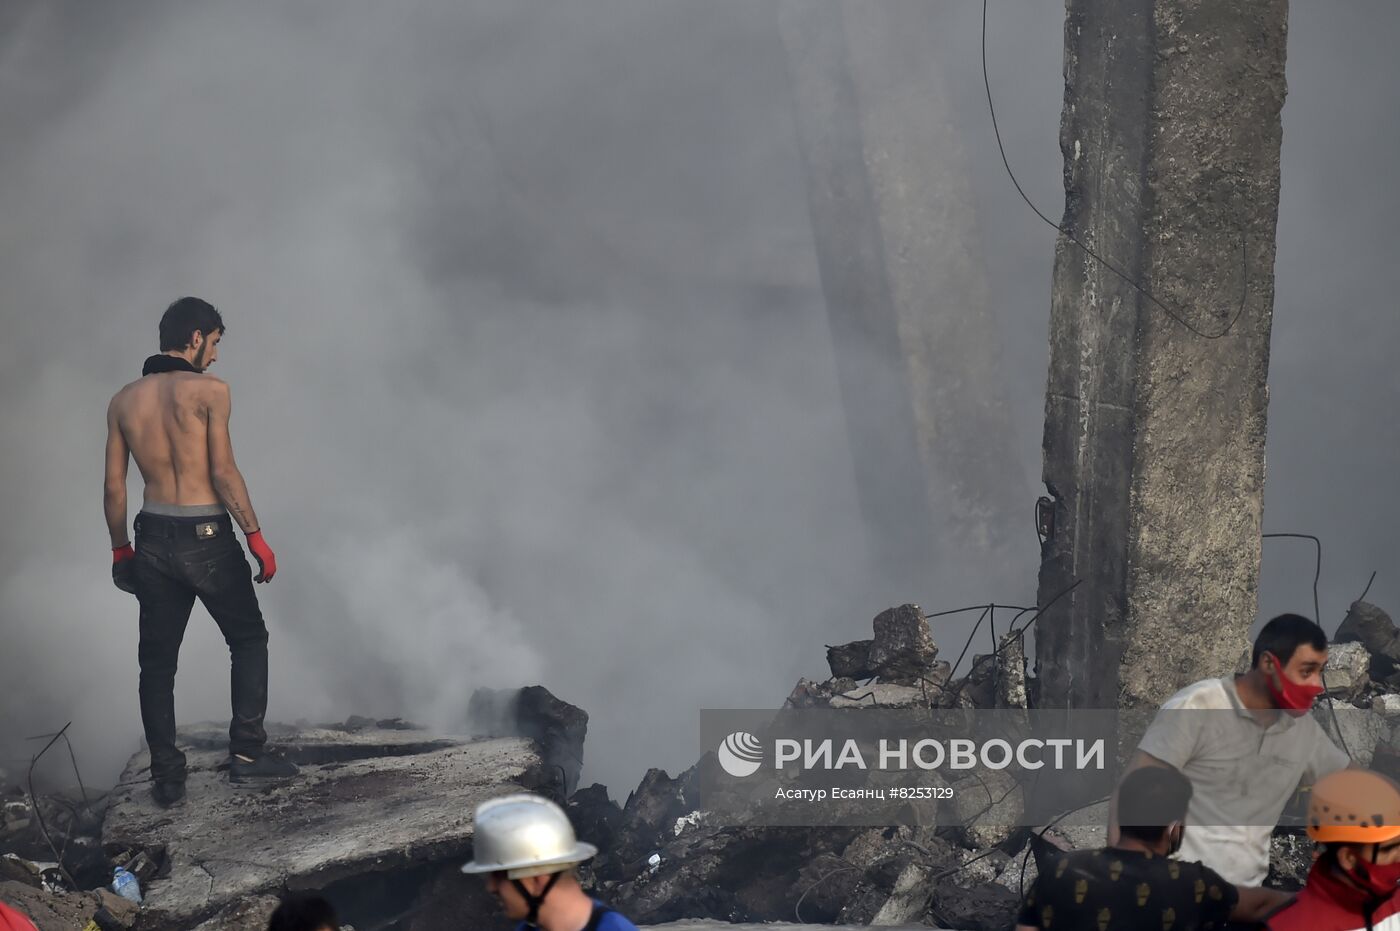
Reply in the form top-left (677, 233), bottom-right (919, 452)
top-left (1337, 846), bottom-right (1358, 870)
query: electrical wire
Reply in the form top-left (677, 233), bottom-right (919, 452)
top-left (1261, 532), bottom-right (1322, 624)
top-left (1357, 570), bottom-right (1378, 605)
top-left (980, 0), bottom-right (1249, 340)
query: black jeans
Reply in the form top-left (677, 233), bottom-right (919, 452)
top-left (132, 512), bottom-right (269, 784)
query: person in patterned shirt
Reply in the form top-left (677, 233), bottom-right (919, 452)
top-left (1017, 766), bottom-right (1290, 930)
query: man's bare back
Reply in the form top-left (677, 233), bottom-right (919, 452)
top-left (104, 333), bottom-right (262, 548)
top-left (109, 373), bottom-right (230, 510)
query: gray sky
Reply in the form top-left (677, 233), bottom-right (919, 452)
top-left (0, 1), bottom-right (1395, 796)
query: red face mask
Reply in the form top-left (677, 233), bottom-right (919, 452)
top-left (1262, 652), bottom-right (1324, 717)
top-left (1350, 855), bottom-right (1400, 899)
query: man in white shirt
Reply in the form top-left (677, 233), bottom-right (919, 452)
top-left (1109, 614), bottom-right (1351, 887)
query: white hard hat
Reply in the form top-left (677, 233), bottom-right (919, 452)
top-left (461, 794), bottom-right (598, 879)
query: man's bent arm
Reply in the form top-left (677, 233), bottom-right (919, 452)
top-left (205, 381), bottom-right (261, 533)
top-left (1231, 885), bottom-right (1292, 923)
top-left (104, 401), bottom-right (130, 547)
top-left (1107, 750), bottom-right (1172, 845)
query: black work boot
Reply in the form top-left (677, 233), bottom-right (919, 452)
top-left (228, 749), bottom-right (299, 783)
top-left (152, 780), bottom-right (186, 808)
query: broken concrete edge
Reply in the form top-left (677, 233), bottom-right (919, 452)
top-left (96, 722), bottom-right (560, 930)
top-left (467, 685), bottom-right (589, 797)
top-left (811, 603), bottom-right (1029, 711)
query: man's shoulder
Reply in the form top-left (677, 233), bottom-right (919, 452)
top-left (185, 373), bottom-right (228, 392)
top-left (109, 377), bottom-right (144, 404)
top-left (1032, 847), bottom-right (1109, 881)
top-left (592, 900), bottom-right (639, 930)
top-left (175, 374), bottom-right (229, 408)
top-left (596, 910), bottom-right (640, 930)
top-left (1160, 677), bottom-right (1233, 710)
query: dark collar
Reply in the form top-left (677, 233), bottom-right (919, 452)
top-left (142, 355), bottom-right (200, 376)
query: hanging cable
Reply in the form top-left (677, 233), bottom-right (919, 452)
top-left (981, 0), bottom-right (1249, 339)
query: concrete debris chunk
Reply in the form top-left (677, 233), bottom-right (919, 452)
top-left (867, 605), bottom-right (941, 686)
top-left (996, 631), bottom-right (1029, 709)
top-left (835, 855), bottom-right (932, 926)
top-left (101, 720), bottom-right (549, 930)
top-left (0, 853), bottom-right (44, 889)
top-left (186, 895), bottom-right (282, 931)
top-left (2, 798), bottom-right (32, 833)
top-left (783, 677), bottom-right (840, 709)
top-left (1314, 707), bottom-right (1388, 766)
top-left (467, 685), bottom-right (589, 796)
top-left (1323, 641), bottom-right (1372, 703)
top-left (826, 640), bottom-right (875, 680)
top-left (927, 880), bottom-right (1021, 931)
top-left (829, 683), bottom-right (927, 709)
top-left (402, 862), bottom-right (507, 931)
top-left (947, 769), bottom-right (1023, 849)
top-left (1267, 829), bottom-right (1313, 892)
top-left (997, 842), bottom-right (1038, 895)
top-left (1036, 800), bottom-right (1110, 851)
top-left (1336, 602), bottom-right (1400, 679)
top-left (0, 880), bottom-right (138, 931)
top-left (610, 770), bottom-right (688, 875)
top-left (568, 783), bottom-right (624, 859)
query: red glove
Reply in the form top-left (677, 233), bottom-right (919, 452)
top-left (246, 530), bottom-right (277, 583)
top-left (112, 543), bottom-right (137, 594)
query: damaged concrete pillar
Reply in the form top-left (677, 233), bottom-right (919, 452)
top-left (1035, 0), bottom-right (1287, 708)
top-left (777, 0), bottom-right (1025, 587)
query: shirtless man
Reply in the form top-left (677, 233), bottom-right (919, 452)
top-left (105, 297), bottom-right (297, 807)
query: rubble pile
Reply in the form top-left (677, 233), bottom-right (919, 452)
top-left (571, 605), bottom-right (1033, 931)
top-left (588, 599), bottom-right (1400, 929)
top-left (9, 600), bottom-right (1400, 929)
top-left (0, 687), bottom-right (586, 931)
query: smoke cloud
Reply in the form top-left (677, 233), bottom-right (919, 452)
top-left (0, 1), bottom-right (1395, 797)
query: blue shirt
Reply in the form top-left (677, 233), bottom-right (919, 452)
top-left (514, 900), bottom-right (637, 931)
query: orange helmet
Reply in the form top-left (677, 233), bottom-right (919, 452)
top-left (1308, 770), bottom-right (1400, 845)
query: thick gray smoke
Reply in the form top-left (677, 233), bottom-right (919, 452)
top-left (0, 1), bottom-right (1395, 796)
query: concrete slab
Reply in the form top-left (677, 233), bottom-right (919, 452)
top-left (102, 722), bottom-right (545, 930)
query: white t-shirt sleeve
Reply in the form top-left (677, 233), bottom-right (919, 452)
top-left (1137, 688), bottom-right (1206, 769)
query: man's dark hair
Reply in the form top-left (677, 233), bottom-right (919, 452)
top-left (1118, 765), bottom-right (1193, 844)
top-left (267, 892), bottom-right (338, 931)
top-left (1251, 613), bottom-right (1328, 668)
top-left (158, 296), bottom-right (224, 351)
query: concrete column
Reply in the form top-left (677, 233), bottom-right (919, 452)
top-left (778, 0), bottom-right (1025, 590)
top-left (1035, 0), bottom-right (1288, 709)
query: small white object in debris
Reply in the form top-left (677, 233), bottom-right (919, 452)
top-left (113, 866), bottom-right (143, 904)
top-left (647, 852), bottom-right (662, 874)
top-left (2, 799), bottom-right (32, 832)
top-left (673, 810), bottom-right (707, 836)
